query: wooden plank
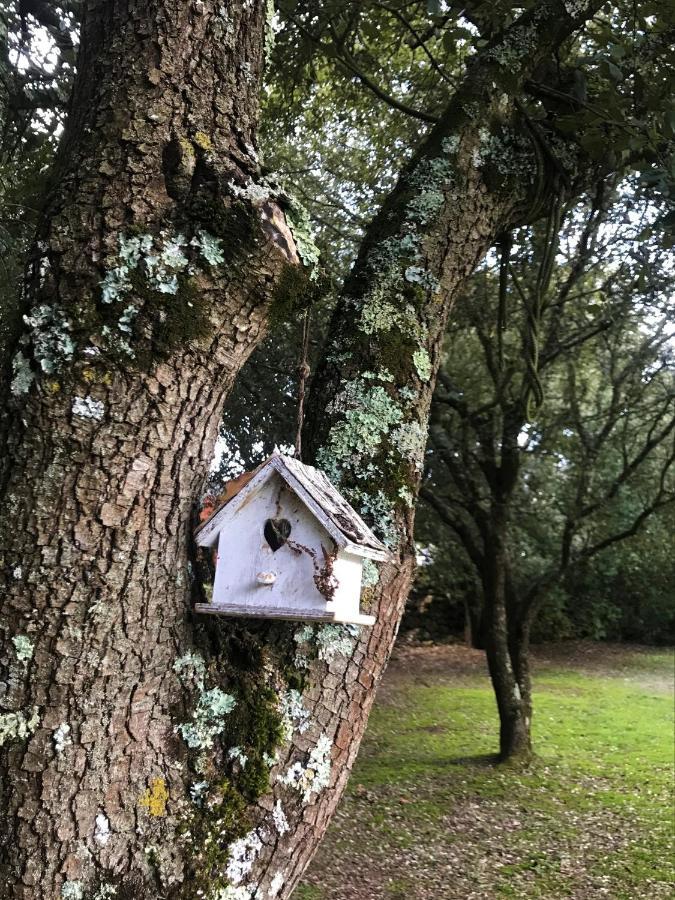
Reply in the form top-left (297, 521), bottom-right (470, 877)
top-left (193, 602), bottom-right (375, 626)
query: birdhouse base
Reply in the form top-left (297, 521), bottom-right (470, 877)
top-left (194, 602), bottom-right (375, 626)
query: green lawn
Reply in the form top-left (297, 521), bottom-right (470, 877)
top-left (296, 644), bottom-right (674, 900)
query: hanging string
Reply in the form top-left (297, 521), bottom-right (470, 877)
top-left (294, 308), bottom-right (311, 461)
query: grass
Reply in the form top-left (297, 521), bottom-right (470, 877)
top-left (297, 644), bottom-right (674, 899)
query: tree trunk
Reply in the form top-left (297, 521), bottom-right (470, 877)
top-left (302, 1), bottom-right (603, 776)
top-left (0, 2), bottom-right (302, 896)
top-left (482, 515), bottom-right (532, 762)
top-left (0, 1), bottom-right (604, 897)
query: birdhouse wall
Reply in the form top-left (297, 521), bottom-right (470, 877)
top-left (327, 551), bottom-right (366, 620)
top-left (211, 473), bottom-right (339, 617)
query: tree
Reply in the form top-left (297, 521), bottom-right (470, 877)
top-left (0, 1), bottom-right (672, 897)
top-left (422, 185), bottom-right (674, 758)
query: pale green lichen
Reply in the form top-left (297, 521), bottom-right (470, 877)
top-left (228, 746), bottom-right (248, 768)
top-left (225, 828), bottom-right (264, 885)
top-left (12, 635), bottom-right (34, 666)
top-left (285, 199), bottom-right (320, 274)
top-left (279, 733), bottom-right (332, 802)
top-left (173, 651), bottom-right (207, 687)
top-left (361, 559), bottom-right (380, 589)
top-left (316, 624), bottom-right (360, 662)
top-left (272, 800), bottom-right (289, 836)
top-left (176, 687), bottom-right (236, 750)
top-left (190, 780), bottom-right (209, 806)
top-left (191, 229), bottom-right (225, 266)
top-left (398, 486), bottom-right (414, 506)
top-left (61, 882), bottom-right (84, 900)
top-left (12, 305), bottom-right (75, 392)
top-left (94, 812), bottom-right (111, 846)
top-left (270, 873), bottom-right (285, 896)
top-left (473, 126), bottom-right (534, 177)
top-left (278, 688), bottom-right (309, 741)
top-left (413, 348), bottom-right (432, 381)
top-left (293, 624), bottom-right (315, 668)
top-left (0, 707), bottom-right (40, 747)
top-left (72, 396), bottom-right (105, 421)
top-left (92, 887), bottom-right (117, 900)
top-left (10, 351), bottom-right (34, 396)
top-left (214, 886), bottom-right (258, 900)
top-left (488, 23), bottom-right (538, 70)
top-left (314, 138), bottom-right (461, 541)
top-left (317, 378), bottom-right (403, 478)
top-left (53, 723), bottom-right (71, 754)
top-left (391, 422), bottom-right (426, 469)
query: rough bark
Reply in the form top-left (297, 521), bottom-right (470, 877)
top-left (482, 513), bottom-right (532, 762)
top-left (0, 1), bottom-right (302, 896)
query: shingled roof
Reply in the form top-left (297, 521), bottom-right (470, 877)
top-left (195, 452), bottom-right (389, 561)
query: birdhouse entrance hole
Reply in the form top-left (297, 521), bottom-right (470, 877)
top-left (264, 517), bottom-right (292, 552)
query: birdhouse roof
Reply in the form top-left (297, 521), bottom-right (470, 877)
top-left (195, 452), bottom-right (390, 561)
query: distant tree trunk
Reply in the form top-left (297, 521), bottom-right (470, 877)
top-left (482, 512), bottom-right (532, 761)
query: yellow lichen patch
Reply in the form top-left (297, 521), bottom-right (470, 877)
top-left (82, 367), bottom-right (96, 383)
top-left (179, 137), bottom-right (196, 161)
top-left (45, 380), bottom-right (61, 395)
top-left (194, 131), bottom-right (213, 152)
top-left (139, 777), bottom-right (169, 817)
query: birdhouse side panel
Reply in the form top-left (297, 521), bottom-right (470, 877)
top-left (327, 552), bottom-right (365, 620)
top-left (210, 474), bottom-right (336, 615)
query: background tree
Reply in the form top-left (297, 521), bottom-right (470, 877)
top-left (0, 2), bottom-right (672, 898)
top-left (420, 184), bottom-right (674, 757)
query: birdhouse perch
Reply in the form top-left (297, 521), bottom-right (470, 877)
top-left (194, 453), bottom-right (389, 625)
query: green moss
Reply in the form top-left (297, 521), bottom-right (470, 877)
top-left (375, 330), bottom-right (417, 384)
top-left (221, 683), bottom-right (285, 800)
top-left (188, 193), bottom-right (258, 248)
top-left (180, 778), bottom-right (250, 898)
top-left (270, 264), bottom-right (330, 325)
top-left (148, 274), bottom-right (210, 359)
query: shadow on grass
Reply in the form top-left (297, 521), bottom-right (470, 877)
top-left (443, 752), bottom-right (500, 767)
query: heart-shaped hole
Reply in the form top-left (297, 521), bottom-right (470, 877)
top-left (264, 518), bottom-right (292, 552)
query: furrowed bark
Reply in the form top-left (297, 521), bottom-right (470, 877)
top-left (0, 1), bottom-right (302, 896)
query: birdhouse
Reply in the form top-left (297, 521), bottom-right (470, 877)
top-left (194, 453), bottom-right (389, 625)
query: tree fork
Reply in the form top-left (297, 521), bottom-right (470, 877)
top-left (0, 0), bottom-right (607, 897)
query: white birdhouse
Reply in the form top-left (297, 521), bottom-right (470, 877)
top-left (194, 453), bottom-right (389, 626)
